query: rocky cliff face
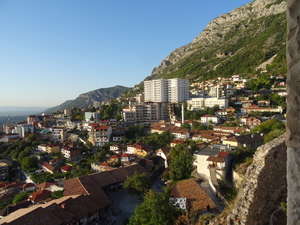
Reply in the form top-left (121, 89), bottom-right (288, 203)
top-left (149, 0), bottom-right (286, 79)
top-left (226, 134), bottom-right (287, 225)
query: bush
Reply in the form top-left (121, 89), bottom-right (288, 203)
top-left (51, 190), bottom-right (64, 199)
top-left (13, 192), bottom-right (29, 203)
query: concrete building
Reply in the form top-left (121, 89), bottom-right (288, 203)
top-left (13, 122), bottom-right (34, 138)
top-left (204, 98), bottom-right (228, 109)
top-left (51, 127), bottom-right (67, 143)
top-left (195, 144), bottom-right (233, 183)
top-left (122, 102), bottom-right (170, 124)
top-left (144, 78), bottom-right (189, 103)
top-left (85, 112), bottom-right (101, 121)
top-left (88, 125), bottom-right (112, 147)
top-left (187, 97), bottom-right (228, 111)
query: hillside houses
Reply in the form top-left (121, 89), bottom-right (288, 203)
top-left (0, 74), bottom-right (286, 224)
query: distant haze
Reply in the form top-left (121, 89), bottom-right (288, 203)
top-left (0, 106), bottom-right (48, 116)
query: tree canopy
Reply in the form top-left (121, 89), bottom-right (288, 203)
top-left (170, 150), bottom-right (193, 181)
top-left (21, 156), bottom-right (38, 173)
top-left (12, 192), bottom-right (29, 203)
top-left (123, 172), bottom-right (152, 198)
top-left (250, 118), bottom-right (285, 143)
top-left (128, 188), bottom-right (182, 225)
top-left (137, 131), bottom-right (174, 150)
top-left (169, 144), bottom-right (193, 181)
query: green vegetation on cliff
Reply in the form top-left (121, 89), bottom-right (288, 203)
top-left (149, 12), bottom-right (287, 83)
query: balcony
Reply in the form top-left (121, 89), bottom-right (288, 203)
top-left (208, 164), bottom-right (225, 171)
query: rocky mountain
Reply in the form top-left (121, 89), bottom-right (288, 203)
top-left (145, 0), bottom-right (287, 83)
top-left (44, 85), bottom-right (129, 113)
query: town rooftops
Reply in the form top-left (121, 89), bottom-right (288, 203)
top-left (37, 182), bottom-right (59, 190)
top-left (28, 189), bottom-right (52, 203)
top-left (171, 179), bottom-right (217, 214)
top-left (95, 126), bottom-right (110, 130)
top-left (60, 165), bottom-right (72, 172)
top-left (224, 133), bottom-right (264, 144)
top-left (0, 195), bottom-right (105, 225)
top-left (196, 144), bottom-right (233, 156)
top-left (0, 200), bottom-right (33, 217)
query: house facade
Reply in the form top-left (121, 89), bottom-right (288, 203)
top-left (88, 126), bottom-right (112, 147)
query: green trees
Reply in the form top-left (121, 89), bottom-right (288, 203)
top-left (12, 192), bottom-right (29, 203)
top-left (270, 93), bottom-right (286, 108)
top-left (169, 144), bottom-right (193, 181)
top-left (123, 172), bottom-right (152, 198)
top-left (70, 108), bottom-right (84, 120)
top-left (114, 113), bottom-right (122, 121)
top-left (51, 190), bottom-right (64, 199)
top-left (128, 188), bottom-right (182, 225)
top-left (136, 131), bottom-right (174, 150)
top-left (30, 172), bottom-right (54, 184)
top-left (181, 122), bottom-right (191, 129)
top-left (69, 159), bottom-right (91, 178)
top-left (21, 156), bottom-right (38, 173)
top-left (170, 150), bottom-right (193, 181)
top-left (250, 118), bottom-right (285, 143)
top-left (101, 103), bottom-right (116, 120)
top-left (192, 122), bottom-right (206, 130)
top-left (246, 74), bottom-right (272, 92)
top-left (125, 125), bottom-right (147, 140)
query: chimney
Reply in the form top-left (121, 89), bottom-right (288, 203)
top-left (61, 203), bottom-right (67, 210)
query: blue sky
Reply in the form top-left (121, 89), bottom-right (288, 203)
top-left (0, 0), bottom-right (251, 108)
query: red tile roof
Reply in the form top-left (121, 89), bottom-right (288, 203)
top-left (4, 182), bottom-right (25, 190)
top-left (22, 183), bottom-right (35, 188)
top-left (218, 151), bottom-right (229, 158)
top-left (60, 165), bottom-right (72, 172)
top-left (172, 179), bottom-right (217, 214)
top-left (95, 126), bottom-right (110, 130)
top-left (28, 190), bottom-right (52, 203)
top-left (64, 177), bottom-right (110, 210)
top-left (37, 182), bottom-right (59, 190)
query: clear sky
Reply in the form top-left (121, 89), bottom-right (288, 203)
top-left (0, 0), bottom-right (252, 108)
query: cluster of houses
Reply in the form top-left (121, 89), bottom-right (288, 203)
top-left (0, 181), bottom-right (63, 211)
top-left (0, 162), bottom-right (221, 224)
top-left (0, 75), bottom-right (286, 224)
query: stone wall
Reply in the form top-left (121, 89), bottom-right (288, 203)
top-left (227, 134), bottom-right (287, 225)
top-left (286, 0), bottom-right (300, 223)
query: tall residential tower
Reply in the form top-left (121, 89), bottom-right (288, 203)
top-left (144, 78), bottom-right (189, 103)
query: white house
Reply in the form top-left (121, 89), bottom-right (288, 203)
top-left (195, 144), bottom-right (233, 182)
top-left (200, 115), bottom-right (219, 124)
top-left (126, 144), bottom-right (136, 154)
top-left (37, 144), bottom-right (47, 153)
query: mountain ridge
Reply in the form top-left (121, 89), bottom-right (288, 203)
top-left (146, 0), bottom-right (287, 82)
top-left (43, 85), bottom-right (129, 113)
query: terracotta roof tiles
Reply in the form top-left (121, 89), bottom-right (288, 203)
top-left (172, 179), bottom-right (217, 214)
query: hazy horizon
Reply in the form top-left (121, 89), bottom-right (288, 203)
top-left (0, 106), bottom-right (49, 117)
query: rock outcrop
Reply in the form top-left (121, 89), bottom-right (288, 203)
top-left (227, 134), bottom-right (287, 225)
top-left (149, 0), bottom-right (287, 78)
top-left (286, 0), bottom-right (300, 223)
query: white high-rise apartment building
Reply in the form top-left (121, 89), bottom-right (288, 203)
top-left (144, 78), bottom-right (189, 103)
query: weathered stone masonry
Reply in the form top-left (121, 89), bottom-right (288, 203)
top-left (286, 0), bottom-right (300, 224)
